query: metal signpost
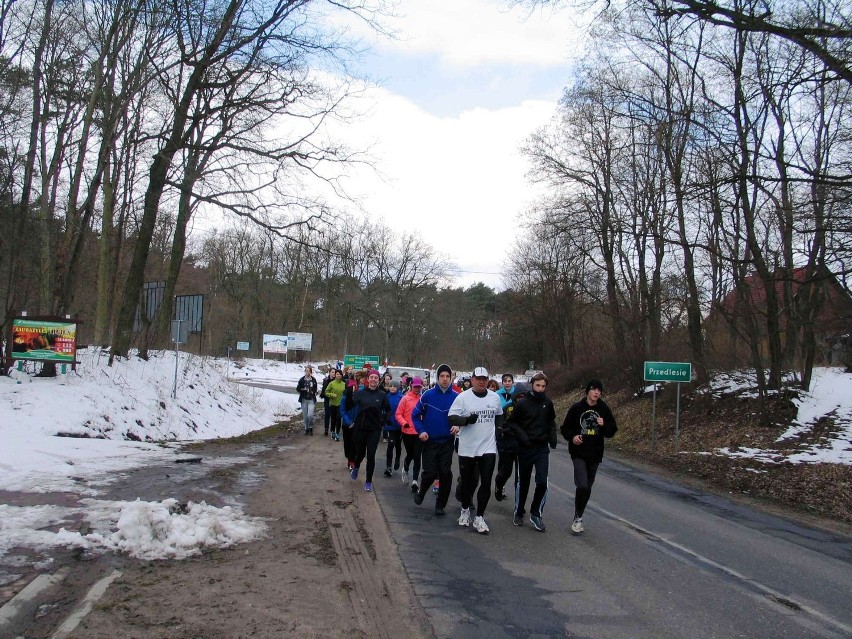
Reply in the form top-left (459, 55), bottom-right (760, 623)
top-left (171, 319), bottom-right (189, 398)
top-left (643, 361), bottom-right (692, 450)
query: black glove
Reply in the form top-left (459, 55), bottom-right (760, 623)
top-left (465, 413), bottom-right (478, 425)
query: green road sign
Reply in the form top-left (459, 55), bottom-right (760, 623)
top-left (644, 361), bottom-right (692, 382)
top-left (344, 354), bottom-right (380, 369)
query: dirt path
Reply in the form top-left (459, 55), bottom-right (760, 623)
top-left (68, 428), bottom-right (433, 638)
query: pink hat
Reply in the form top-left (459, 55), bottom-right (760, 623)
top-left (368, 369), bottom-right (381, 379)
top-left (411, 377), bottom-right (423, 387)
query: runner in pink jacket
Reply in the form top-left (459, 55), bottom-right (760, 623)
top-left (395, 377), bottom-right (424, 490)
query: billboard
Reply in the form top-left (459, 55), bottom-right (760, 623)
top-left (11, 319), bottom-right (77, 363)
top-left (287, 332), bottom-right (312, 351)
top-left (263, 334), bottom-right (288, 354)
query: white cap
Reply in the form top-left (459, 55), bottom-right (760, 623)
top-left (472, 367), bottom-right (489, 378)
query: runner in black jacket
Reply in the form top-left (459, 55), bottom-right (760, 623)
top-left (349, 370), bottom-right (391, 492)
top-left (560, 379), bottom-right (617, 534)
top-left (506, 373), bottom-right (556, 531)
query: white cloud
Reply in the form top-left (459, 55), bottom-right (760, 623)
top-left (349, 0), bottom-right (585, 69)
top-left (333, 86), bottom-right (557, 289)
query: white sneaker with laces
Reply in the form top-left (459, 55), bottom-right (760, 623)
top-left (458, 508), bottom-right (471, 527)
top-left (472, 515), bottom-right (489, 534)
top-left (571, 516), bottom-right (584, 534)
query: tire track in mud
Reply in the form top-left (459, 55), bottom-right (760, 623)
top-left (327, 496), bottom-right (396, 639)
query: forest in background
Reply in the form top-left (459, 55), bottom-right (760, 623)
top-left (2, 0), bottom-right (851, 392)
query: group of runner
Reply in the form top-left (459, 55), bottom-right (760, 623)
top-left (297, 363), bottom-right (618, 535)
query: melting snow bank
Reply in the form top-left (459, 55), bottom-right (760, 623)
top-left (55, 498), bottom-right (267, 560)
top-left (701, 367), bottom-right (852, 465)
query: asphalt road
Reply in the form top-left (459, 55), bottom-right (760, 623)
top-left (372, 446), bottom-right (852, 639)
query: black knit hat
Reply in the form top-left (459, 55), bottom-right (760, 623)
top-left (585, 379), bottom-right (604, 393)
top-left (436, 363), bottom-right (452, 377)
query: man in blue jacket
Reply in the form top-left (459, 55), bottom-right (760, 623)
top-left (411, 363), bottom-right (458, 515)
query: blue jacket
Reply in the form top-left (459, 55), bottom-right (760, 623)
top-left (385, 390), bottom-right (403, 431)
top-left (411, 385), bottom-right (458, 443)
top-left (496, 386), bottom-right (516, 410)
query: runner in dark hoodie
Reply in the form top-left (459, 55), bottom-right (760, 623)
top-left (349, 369), bottom-right (391, 492)
top-left (561, 379), bottom-right (617, 534)
top-left (507, 372), bottom-right (557, 532)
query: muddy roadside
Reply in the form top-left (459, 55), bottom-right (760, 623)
top-left (27, 420), bottom-right (433, 639)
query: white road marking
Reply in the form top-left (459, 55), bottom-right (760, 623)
top-left (51, 569), bottom-right (122, 639)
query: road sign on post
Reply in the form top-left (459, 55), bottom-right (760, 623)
top-left (643, 361), bottom-right (692, 382)
top-left (344, 354), bottom-right (380, 369)
top-left (644, 361), bottom-right (692, 451)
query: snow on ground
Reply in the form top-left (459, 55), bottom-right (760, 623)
top-left (0, 349), bottom-right (309, 561)
top-left (702, 367), bottom-right (852, 465)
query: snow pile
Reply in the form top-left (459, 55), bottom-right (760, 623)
top-left (56, 498), bottom-right (267, 560)
top-left (1, 347), bottom-right (296, 443)
top-left (0, 350), bottom-right (304, 562)
top-left (704, 367), bottom-right (852, 465)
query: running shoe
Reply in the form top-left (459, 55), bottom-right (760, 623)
top-left (434, 506), bottom-right (445, 516)
top-left (472, 516), bottom-right (489, 534)
top-left (458, 508), bottom-right (471, 527)
top-left (410, 480), bottom-right (419, 494)
top-left (383, 467), bottom-right (392, 477)
top-left (494, 486), bottom-right (506, 501)
top-left (529, 515), bottom-right (546, 532)
top-left (413, 491), bottom-right (424, 505)
top-left (350, 467), bottom-right (358, 481)
top-left (364, 482), bottom-right (373, 492)
top-left (512, 513), bottom-right (523, 527)
top-left (571, 516), bottom-right (584, 534)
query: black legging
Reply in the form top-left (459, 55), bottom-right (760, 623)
top-left (401, 433), bottom-right (422, 481)
top-left (459, 453), bottom-right (496, 517)
top-left (494, 448), bottom-right (517, 492)
top-left (385, 430), bottom-right (402, 469)
top-left (342, 425), bottom-right (355, 466)
top-left (329, 405), bottom-right (341, 436)
top-left (572, 457), bottom-right (600, 517)
top-left (354, 430), bottom-right (382, 482)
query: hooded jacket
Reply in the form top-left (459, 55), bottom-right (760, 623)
top-left (561, 397), bottom-right (617, 463)
top-left (395, 389), bottom-right (422, 436)
top-left (411, 384), bottom-right (458, 443)
top-left (507, 390), bottom-right (557, 448)
top-left (385, 389), bottom-right (403, 431)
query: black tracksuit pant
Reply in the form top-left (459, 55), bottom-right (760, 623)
top-left (354, 430), bottom-right (382, 482)
top-left (515, 444), bottom-right (550, 517)
top-left (418, 438), bottom-right (454, 508)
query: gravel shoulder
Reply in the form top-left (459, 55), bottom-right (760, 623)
top-left (68, 423), bottom-right (433, 638)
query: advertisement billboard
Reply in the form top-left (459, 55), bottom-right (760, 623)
top-left (262, 334), bottom-right (288, 354)
top-left (287, 332), bottom-right (312, 351)
top-left (11, 319), bottom-right (77, 363)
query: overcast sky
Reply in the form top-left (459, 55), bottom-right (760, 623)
top-left (331, 0), bottom-right (586, 290)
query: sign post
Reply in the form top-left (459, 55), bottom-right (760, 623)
top-left (643, 361), bottom-right (692, 450)
top-left (171, 319), bottom-right (188, 398)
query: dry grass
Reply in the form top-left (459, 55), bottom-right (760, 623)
top-left (554, 386), bottom-right (852, 525)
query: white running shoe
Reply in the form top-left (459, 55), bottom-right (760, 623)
top-left (410, 480), bottom-right (419, 493)
top-left (458, 507), bottom-right (471, 526)
top-left (472, 515), bottom-right (489, 534)
top-left (571, 516), bottom-right (584, 534)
